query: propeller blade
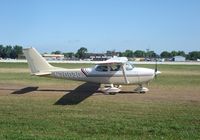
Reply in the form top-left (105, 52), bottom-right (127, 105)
top-left (155, 59), bottom-right (158, 79)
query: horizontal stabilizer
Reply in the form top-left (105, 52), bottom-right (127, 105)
top-left (33, 71), bottom-right (51, 76)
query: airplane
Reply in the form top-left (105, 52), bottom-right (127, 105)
top-left (23, 48), bottom-right (161, 94)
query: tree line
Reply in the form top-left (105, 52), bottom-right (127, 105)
top-left (51, 47), bottom-right (88, 59)
top-left (0, 45), bottom-right (23, 59)
top-left (0, 45), bottom-right (200, 60)
top-left (59, 47), bottom-right (200, 60)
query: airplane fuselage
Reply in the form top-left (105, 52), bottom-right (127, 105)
top-left (49, 67), bottom-right (155, 85)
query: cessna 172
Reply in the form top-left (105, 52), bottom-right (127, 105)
top-left (23, 48), bottom-right (161, 94)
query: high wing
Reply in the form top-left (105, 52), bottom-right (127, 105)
top-left (94, 57), bottom-right (130, 84)
top-left (95, 57), bottom-right (128, 65)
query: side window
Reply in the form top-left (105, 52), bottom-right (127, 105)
top-left (95, 65), bottom-right (108, 72)
top-left (110, 65), bottom-right (121, 71)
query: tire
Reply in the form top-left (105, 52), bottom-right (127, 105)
top-left (109, 92), bottom-right (116, 95)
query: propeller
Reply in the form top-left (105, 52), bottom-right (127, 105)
top-left (154, 58), bottom-right (158, 79)
top-left (154, 58), bottom-right (162, 79)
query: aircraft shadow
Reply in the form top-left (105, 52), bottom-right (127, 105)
top-left (7, 83), bottom-right (99, 105)
top-left (8, 86), bottom-right (141, 95)
top-left (9, 87), bottom-right (73, 94)
top-left (119, 91), bottom-right (142, 94)
top-left (54, 82), bottom-right (100, 105)
top-left (11, 87), bottom-right (39, 94)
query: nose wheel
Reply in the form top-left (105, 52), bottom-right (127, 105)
top-left (134, 84), bottom-right (149, 93)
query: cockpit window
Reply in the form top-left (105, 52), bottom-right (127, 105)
top-left (110, 65), bottom-right (121, 71)
top-left (126, 63), bottom-right (134, 70)
top-left (95, 63), bottom-right (134, 72)
top-left (95, 65), bottom-right (108, 72)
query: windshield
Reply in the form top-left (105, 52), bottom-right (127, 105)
top-left (110, 65), bottom-right (121, 71)
top-left (126, 62), bottom-right (134, 70)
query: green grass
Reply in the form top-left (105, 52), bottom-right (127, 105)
top-left (0, 62), bottom-right (200, 140)
top-left (0, 62), bottom-right (28, 68)
top-left (0, 95), bottom-right (199, 140)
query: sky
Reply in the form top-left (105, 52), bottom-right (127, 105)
top-left (0, 0), bottom-right (200, 54)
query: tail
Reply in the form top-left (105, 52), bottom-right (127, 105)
top-left (23, 48), bottom-right (56, 75)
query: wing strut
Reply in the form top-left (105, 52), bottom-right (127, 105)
top-left (122, 64), bottom-right (129, 84)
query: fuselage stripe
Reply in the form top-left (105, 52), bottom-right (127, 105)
top-left (85, 69), bottom-right (89, 74)
top-left (81, 68), bottom-right (88, 77)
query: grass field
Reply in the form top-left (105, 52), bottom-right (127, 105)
top-left (0, 62), bottom-right (200, 140)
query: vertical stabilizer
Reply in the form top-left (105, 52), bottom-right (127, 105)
top-left (23, 48), bottom-right (54, 74)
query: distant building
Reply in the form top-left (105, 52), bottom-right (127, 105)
top-left (172, 56), bottom-right (186, 62)
top-left (18, 54), bottom-right (26, 59)
top-left (86, 53), bottom-right (112, 61)
top-left (42, 54), bottom-right (64, 61)
top-left (134, 57), bottom-right (145, 61)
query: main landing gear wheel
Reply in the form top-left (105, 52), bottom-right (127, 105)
top-left (134, 85), bottom-right (149, 93)
top-left (100, 84), bottom-right (121, 95)
top-left (108, 92), bottom-right (117, 95)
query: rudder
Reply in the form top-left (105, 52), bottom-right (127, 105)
top-left (23, 48), bottom-right (54, 74)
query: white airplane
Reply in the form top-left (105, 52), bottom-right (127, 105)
top-left (23, 48), bottom-right (161, 94)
